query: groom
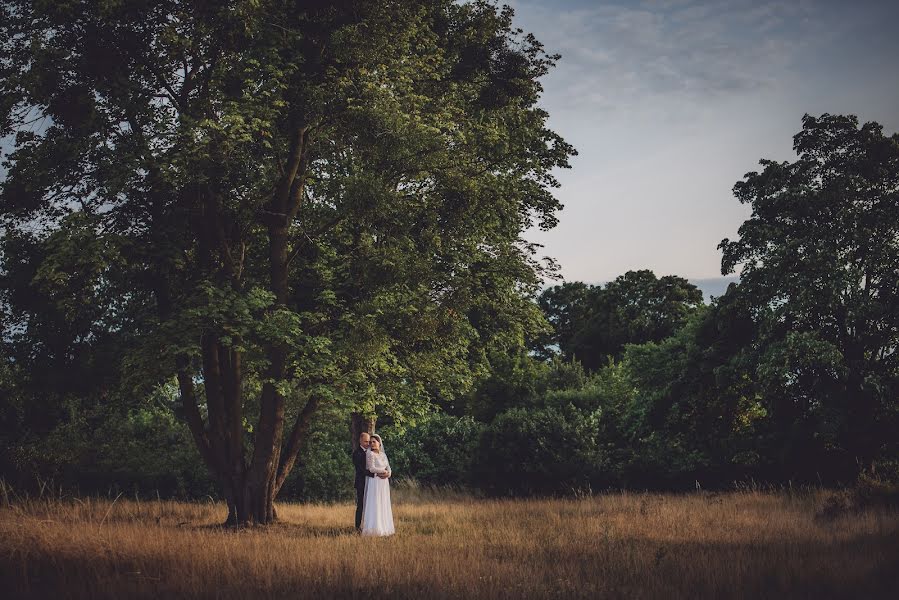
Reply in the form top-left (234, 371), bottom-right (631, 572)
top-left (353, 431), bottom-right (389, 532)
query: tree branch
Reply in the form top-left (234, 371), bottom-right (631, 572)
top-left (176, 355), bottom-right (217, 472)
top-left (135, 54), bottom-right (185, 114)
top-left (272, 126), bottom-right (308, 217)
top-left (274, 394), bottom-right (321, 494)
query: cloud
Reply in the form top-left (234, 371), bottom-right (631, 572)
top-left (509, 0), bottom-right (826, 112)
top-left (512, 0), bottom-right (899, 283)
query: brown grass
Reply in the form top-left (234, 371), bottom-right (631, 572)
top-left (1, 485), bottom-right (897, 599)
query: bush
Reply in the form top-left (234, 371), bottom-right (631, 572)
top-left (473, 404), bottom-right (604, 496)
top-left (854, 458), bottom-right (899, 509)
top-left (2, 399), bottom-right (217, 499)
top-left (279, 406), bottom-right (356, 503)
top-left (379, 413), bottom-right (484, 487)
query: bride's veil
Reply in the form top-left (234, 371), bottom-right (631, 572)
top-left (371, 433), bottom-right (386, 457)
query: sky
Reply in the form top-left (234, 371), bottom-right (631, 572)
top-left (512, 0), bottom-right (899, 286)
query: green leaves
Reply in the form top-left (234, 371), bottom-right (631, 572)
top-left (719, 113), bottom-right (899, 469)
top-left (1, 0), bottom-right (575, 500)
top-left (536, 270), bottom-right (704, 371)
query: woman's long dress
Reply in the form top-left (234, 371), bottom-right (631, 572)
top-left (361, 449), bottom-right (395, 536)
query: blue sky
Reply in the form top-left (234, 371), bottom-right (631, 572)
top-left (515, 0), bottom-right (899, 284)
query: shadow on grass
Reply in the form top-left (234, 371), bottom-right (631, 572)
top-left (190, 520), bottom-right (357, 538)
top-left (4, 528), bottom-right (899, 599)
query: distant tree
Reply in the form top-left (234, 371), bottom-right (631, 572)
top-left (531, 281), bottom-right (591, 360)
top-left (719, 113), bottom-right (899, 472)
top-left (619, 289), bottom-right (767, 487)
top-left (0, 0), bottom-right (574, 524)
top-left (464, 348), bottom-right (589, 421)
top-left (536, 270), bottom-right (703, 370)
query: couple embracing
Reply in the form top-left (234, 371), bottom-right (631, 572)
top-left (352, 431), bottom-right (395, 536)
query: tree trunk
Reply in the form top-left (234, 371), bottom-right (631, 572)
top-left (174, 127), bottom-right (313, 528)
top-left (237, 218), bottom-right (290, 527)
top-left (350, 412), bottom-right (377, 450)
top-left (217, 396), bottom-right (322, 526)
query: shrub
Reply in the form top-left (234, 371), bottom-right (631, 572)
top-left (279, 406), bottom-right (355, 503)
top-left (854, 458), bottom-right (899, 509)
top-left (379, 413), bottom-right (484, 487)
top-left (473, 404), bottom-right (604, 496)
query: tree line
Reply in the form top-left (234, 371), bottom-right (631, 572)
top-left (1, 1), bottom-right (896, 513)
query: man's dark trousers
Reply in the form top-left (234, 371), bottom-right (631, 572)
top-left (355, 483), bottom-right (365, 530)
top-left (353, 446), bottom-right (374, 530)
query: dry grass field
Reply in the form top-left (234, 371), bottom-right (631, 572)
top-left (1, 484), bottom-right (897, 599)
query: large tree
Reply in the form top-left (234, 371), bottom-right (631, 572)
top-left (0, 0), bottom-right (574, 524)
top-left (719, 113), bottom-right (899, 473)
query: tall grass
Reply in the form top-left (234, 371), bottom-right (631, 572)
top-left (1, 480), bottom-right (897, 599)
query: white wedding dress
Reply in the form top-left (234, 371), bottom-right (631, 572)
top-left (361, 449), bottom-right (395, 536)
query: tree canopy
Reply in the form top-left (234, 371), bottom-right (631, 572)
top-left (719, 113), bottom-right (899, 472)
top-left (0, 0), bottom-right (575, 524)
top-left (535, 270), bottom-right (703, 370)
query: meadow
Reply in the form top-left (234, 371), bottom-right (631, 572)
top-left (2, 482), bottom-right (897, 599)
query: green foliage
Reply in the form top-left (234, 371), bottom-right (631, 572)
top-left (536, 270), bottom-right (704, 370)
top-left (2, 384), bottom-right (216, 498)
top-left (279, 405), bottom-right (356, 503)
top-left (474, 403), bottom-right (603, 495)
top-left (380, 413), bottom-right (484, 487)
top-left (0, 0), bottom-right (575, 512)
top-left (719, 113), bottom-right (899, 475)
top-left (611, 295), bottom-right (771, 486)
top-left (464, 350), bottom-right (591, 420)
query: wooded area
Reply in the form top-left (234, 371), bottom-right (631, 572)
top-left (1, 1), bottom-right (897, 524)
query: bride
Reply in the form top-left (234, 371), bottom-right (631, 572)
top-left (361, 434), bottom-right (395, 536)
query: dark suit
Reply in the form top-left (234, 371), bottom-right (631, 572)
top-left (353, 446), bottom-right (375, 530)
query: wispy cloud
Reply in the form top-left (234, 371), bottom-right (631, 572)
top-left (514, 0), bottom-right (899, 283)
top-left (510, 0), bottom-right (827, 111)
